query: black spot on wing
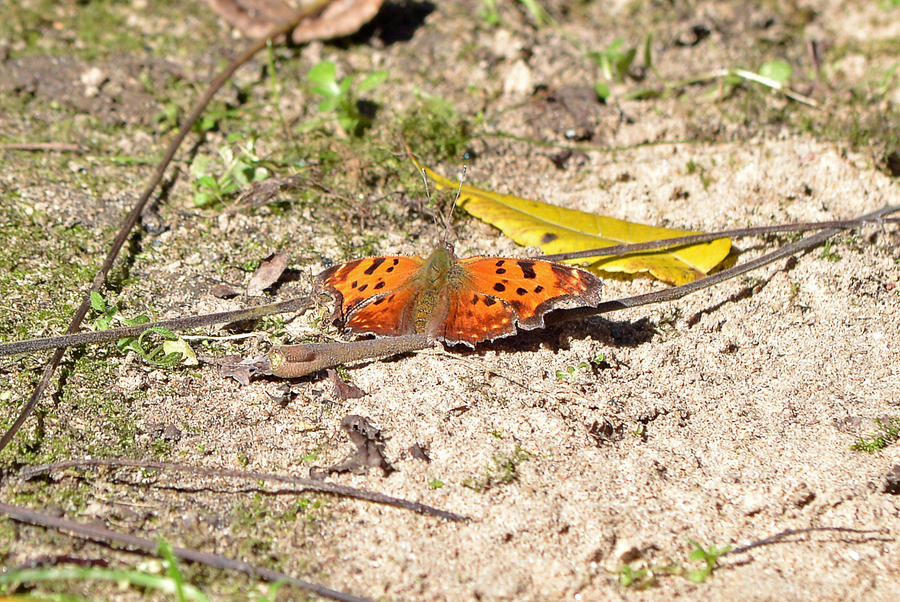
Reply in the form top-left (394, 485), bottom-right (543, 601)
top-left (496, 267), bottom-right (507, 274)
top-left (358, 283), bottom-right (368, 292)
top-left (483, 297), bottom-right (497, 307)
top-left (516, 287), bottom-right (527, 296)
top-left (493, 282), bottom-right (505, 292)
top-left (495, 260), bottom-right (505, 267)
top-left (541, 232), bottom-right (558, 243)
top-left (363, 258), bottom-right (385, 275)
top-left (534, 285), bottom-right (544, 293)
top-left (374, 281), bottom-right (385, 290)
top-left (517, 260), bottom-right (537, 279)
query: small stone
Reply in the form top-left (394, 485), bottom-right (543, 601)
top-left (502, 60), bottom-right (533, 97)
top-left (80, 66), bottom-right (106, 97)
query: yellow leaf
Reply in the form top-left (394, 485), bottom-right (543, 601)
top-left (415, 161), bottom-right (731, 285)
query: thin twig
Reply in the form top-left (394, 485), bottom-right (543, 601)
top-left (538, 214), bottom-right (898, 263)
top-left (0, 297), bottom-right (311, 357)
top-left (21, 458), bottom-right (467, 522)
top-left (724, 526), bottom-right (889, 557)
top-left (0, 501), bottom-right (371, 602)
top-left (0, 3), bottom-right (331, 454)
top-left (0, 142), bottom-right (87, 153)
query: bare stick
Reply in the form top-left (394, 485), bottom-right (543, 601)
top-left (537, 213), bottom-right (898, 263)
top-left (0, 3), bottom-right (330, 454)
top-left (0, 142), bottom-right (87, 153)
top-left (0, 501), bottom-right (371, 602)
top-left (0, 297), bottom-right (311, 357)
top-left (21, 457), bottom-right (467, 522)
top-left (723, 526), bottom-right (888, 557)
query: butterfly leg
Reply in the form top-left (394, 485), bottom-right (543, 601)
top-left (268, 334), bottom-right (433, 378)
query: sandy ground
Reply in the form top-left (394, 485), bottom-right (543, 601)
top-left (1, 0), bottom-right (898, 600)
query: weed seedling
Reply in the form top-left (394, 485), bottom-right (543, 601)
top-left (90, 292), bottom-right (189, 367)
top-left (851, 417), bottom-right (900, 452)
top-left (304, 60), bottom-right (387, 137)
top-left (685, 539), bottom-right (731, 583)
top-left (556, 361), bottom-right (591, 381)
top-left (190, 134), bottom-right (271, 207)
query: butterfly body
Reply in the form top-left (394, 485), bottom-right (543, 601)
top-left (319, 244), bottom-right (603, 346)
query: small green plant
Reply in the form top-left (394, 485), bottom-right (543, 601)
top-left (556, 354), bottom-right (608, 380)
top-left (477, 0), bottom-right (550, 27)
top-left (818, 239), bottom-right (842, 262)
top-left (617, 564), bottom-right (656, 589)
top-left (478, 0), bottom-right (501, 25)
top-left (685, 539), bottom-right (731, 583)
top-left (0, 537), bottom-right (208, 600)
top-left (91, 292), bottom-right (189, 367)
top-left (556, 361), bottom-right (591, 381)
top-left (190, 134), bottom-right (271, 207)
top-left (462, 446), bottom-right (531, 491)
top-left (851, 417), bottom-right (900, 452)
top-left (305, 60), bottom-right (387, 136)
top-left (428, 479), bottom-right (445, 489)
top-left (589, 38), bottom-right (639, 101)
top-left (616, 538), bottom-right (730, 589)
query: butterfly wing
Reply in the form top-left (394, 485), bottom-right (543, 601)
top-left (455, 256), bottom-right (603, 330)
top-left (318, 256), bottom-right (424, 336)
top-left (439, 290), bottom-right (519, 346)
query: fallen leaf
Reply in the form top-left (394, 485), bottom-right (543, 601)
top-left (415, 160), bottom-right (731, 285)
top-left (162, 339), bottom-right (198, 366)
top-left (247, 252), bottom-right (288, 295)
top-left (327, 368), bottom-right (366, 400)
top-left (310, 415), bottom-right (393, 478)
top-left (210, 283), bottom-right (239, 298)
top-left (206, 0), bottom-right (385, 44)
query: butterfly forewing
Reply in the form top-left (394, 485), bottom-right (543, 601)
top-left (456, 257), bottom-right (603, 329)
top-left (319, 256), bottom-right (424, 318)
top-left (344, 283), bottom-right (420, 337)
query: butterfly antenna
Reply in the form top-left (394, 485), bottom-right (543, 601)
top-left (441, 163), bottom-right (465, 237)
top-left (450, 164), bottom-right (466, 221)
top-left (420, 167), bottom-right (443, 232)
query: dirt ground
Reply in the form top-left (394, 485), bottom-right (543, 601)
top-left (1, 0), bottom-right (898, 600)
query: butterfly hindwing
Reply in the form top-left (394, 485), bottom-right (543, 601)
top-left (440, 290), bottom-right (518, 346)
top-left (457, 256), bottom-right (603, 329)
top-left (318, 256), bottom-right (424, 319)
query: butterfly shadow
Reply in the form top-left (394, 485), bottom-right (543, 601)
top-left (444, 310), bottom-right (659, 359)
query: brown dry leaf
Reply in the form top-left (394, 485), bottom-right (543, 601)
top-left (206, 0), bottom-right (385, 43)
top-left (247, 252), bottom-right (288, 295)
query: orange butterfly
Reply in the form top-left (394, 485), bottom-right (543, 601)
top-left (319, 244), bottom-right (603, 346)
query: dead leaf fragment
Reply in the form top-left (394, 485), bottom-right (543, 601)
top-left (205, 0), bottom-right (385, 44)
top-left (247, 252), bottom-right (288, 295)
top-left (327, 368), bottom-right (366, 400)
top-left (311, 415), bottom-right (393, 478)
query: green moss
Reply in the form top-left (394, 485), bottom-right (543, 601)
top-left (398, 94), bottom-right (472, 163)
top-left (0, 203), bottom-right (105, 342)
top-left (0, 0), bottom-right (217, 61)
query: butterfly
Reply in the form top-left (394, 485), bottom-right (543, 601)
top-left (318, 243), bottom-right (604, 347)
